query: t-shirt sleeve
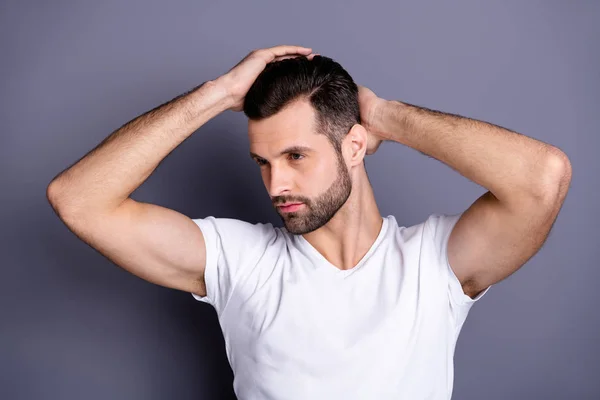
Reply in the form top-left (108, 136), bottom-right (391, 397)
top-left (190, 216), bottom-right (277, 316)
top-left (426, 212), bottom-right (491, 311)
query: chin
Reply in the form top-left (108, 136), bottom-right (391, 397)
top-left (285, 224), bottom-right (316, 235)
top-left (282, 215), bottom-right (323, 235)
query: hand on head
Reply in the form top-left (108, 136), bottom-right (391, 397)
top-left (217, 45), bottom-right (319, 112)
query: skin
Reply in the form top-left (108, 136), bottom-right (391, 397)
top-left (358, 89), bottom-right (571, 299)
top-left (46, 45), bottom-right (384, 299)
top-left (248, 97), bottom-right (384, 270)
top-left (225, 46), bottom-right (387, 269)
top-left (46, 44), bottom-right (571, 301)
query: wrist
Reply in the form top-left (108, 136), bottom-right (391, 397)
top-left (191, 78), bottom-right (235, 113)
top-left (211, 75), bottom-right (236, 109)
top-left (376, 99), bottom-right (407, 142)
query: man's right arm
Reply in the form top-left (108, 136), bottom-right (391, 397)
top-left (46, 79), bottom-right (233, 297)
top-left (46, 45), bottom-right (315, 298)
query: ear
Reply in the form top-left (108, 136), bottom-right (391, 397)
top-left (343, 123), bottom-right (368, 167)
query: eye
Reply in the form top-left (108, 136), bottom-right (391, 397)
top-left (254, 158), bottom-right (267, 166)
top-left (289, 153), bottom-right (304, 161)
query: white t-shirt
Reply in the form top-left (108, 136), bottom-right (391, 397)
top-left (191, 213), bottom-right (490, 400)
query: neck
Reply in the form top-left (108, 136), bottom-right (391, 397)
top-left (301, 167), bottom-right (383, 271)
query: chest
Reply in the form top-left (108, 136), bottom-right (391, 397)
top-left (221, 249), bottom-right (451, 374)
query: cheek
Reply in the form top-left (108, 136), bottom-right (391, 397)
top-left (304, 158), bottom-right (336, 192)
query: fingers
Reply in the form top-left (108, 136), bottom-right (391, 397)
top-left (271, 52), bottom-right (320, 64)
top-left (268, 45), bottom-right (312, 57)
top-left (253, 45), bottom-right (313, 63)
top-left (273, 53), bottom-right (315, 62)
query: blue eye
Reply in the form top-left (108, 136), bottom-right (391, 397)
top-left (289, 153), bottom-right (304, 161)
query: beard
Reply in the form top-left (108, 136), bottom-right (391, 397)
top-left (273, 155), bottom-right (352, 235)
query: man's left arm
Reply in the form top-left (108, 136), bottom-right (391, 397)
top-left (364, 92), bottom-right (572, 299)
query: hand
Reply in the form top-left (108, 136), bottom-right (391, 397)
top-left (358, 85), bottom-right (386, 155)
top-left (217, 45), bottom-right (319, 112)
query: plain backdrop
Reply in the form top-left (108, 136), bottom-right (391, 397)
top-left (1, 0), bottom-right (598, 399)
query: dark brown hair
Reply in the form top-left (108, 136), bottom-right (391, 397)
top-left (243, 55), bottom-right (360, 154)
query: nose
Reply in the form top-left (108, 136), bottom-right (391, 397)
top-left (266, 164), bottom-right (293, 198)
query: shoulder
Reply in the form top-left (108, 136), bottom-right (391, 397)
top-left (385, 212), bottom-right (462, 250)
top-left (191, 216), bottom-right (284, 250)
top-left (423, 212), bottom-right (462, 243)
top-left (192, 216), bottom-right (278, 236)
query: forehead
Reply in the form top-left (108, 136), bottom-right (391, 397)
top-left (248, 98), bottom-right (326, 154)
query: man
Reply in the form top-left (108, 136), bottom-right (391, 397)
top-left (47, 45), bottom-right (572, 399)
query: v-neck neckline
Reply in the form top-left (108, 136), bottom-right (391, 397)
top-left (295, 216), bottom-right (390, 277)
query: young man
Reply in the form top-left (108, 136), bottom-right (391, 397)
top-left (47, 45), bottom-right (571, 399)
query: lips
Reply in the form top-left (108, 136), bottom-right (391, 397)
top-left (277, 202), bottom-right (304, 213)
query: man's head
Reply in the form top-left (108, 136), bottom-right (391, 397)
top-left (243, 55), bottom-right (368, 234)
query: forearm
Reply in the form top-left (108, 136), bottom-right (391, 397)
top-left (48, 79), bottom-right (231, 216)
top-left (373, 100), bottom-right (569, 206)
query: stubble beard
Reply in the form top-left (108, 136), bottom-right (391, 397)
top-left (275, 155), bottom-right (352, 235)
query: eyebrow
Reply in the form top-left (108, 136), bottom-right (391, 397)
top-left (250, 145), bottom-right (313, 160)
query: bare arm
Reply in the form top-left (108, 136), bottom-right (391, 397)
top-left (359, 85), bottom-right (571, 299)
top-left (47, 80), bottom-right (230, 215)
top-left (47, 80), bottom-right (232, 295)
top-left (47, 45), bottom-right (315, 297)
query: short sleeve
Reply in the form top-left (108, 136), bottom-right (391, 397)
top-left (190, 216), bottom-right (277, 316)
top-left (426, 212), bottom-right (491, 310)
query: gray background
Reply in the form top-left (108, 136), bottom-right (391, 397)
top-left (1, 0), bottom-right (598, 399)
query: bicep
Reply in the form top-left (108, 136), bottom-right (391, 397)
top-left (447, 190), bottom-right (555, 298)
top-left (64, 198), bottom-right (208, 296)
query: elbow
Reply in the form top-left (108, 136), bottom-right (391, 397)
top-left (46, 179), bottom-right (63, 210)
top-left (46, 179), bottom-right (84, 222)
top-left (47, 180), bottom-right (71, 219)
top-left (536, 147), bottom-right (572, 207)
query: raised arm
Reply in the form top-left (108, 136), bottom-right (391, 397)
top-left (46, 45), bottom-right (316, 296)
top-left (358, 85), bottom-right (571, 299)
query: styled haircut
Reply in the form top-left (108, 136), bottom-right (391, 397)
top-left (243, 55), bottom-right (360, 154)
